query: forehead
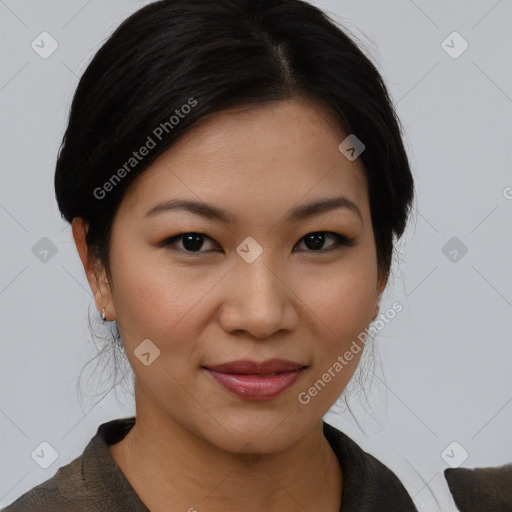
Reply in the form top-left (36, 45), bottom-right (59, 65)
top-left (121, 97), bottom-right (369, 221)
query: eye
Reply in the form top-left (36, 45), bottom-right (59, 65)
top-left (294, 232), bottom-right (355, 253)
top-left (159, 232), bottom-right (218, 253)
top-left (159, 231), bottom-right (354, 255)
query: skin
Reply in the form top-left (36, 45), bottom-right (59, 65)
top-left (72, 96), bottom-right (387, 512)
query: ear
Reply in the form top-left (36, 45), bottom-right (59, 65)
top-left (71, 217), bottom-right (115, 321)
top-left (371, 269), bottom-right (387, 322)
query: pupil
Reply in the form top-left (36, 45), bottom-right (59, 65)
top-left (183, 234), bottom-right (204, 251)
top-left (304, 232), bottom-right (325, 250)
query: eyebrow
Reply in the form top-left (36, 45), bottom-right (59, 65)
top-left (144, 196), bottom-right (362, 223)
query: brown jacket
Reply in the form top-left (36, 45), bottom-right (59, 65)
top-left (1, 417), bottom-right (418, 511)
top-left (444, 463), bottom-right (512, 511)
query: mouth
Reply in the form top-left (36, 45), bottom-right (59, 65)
top-left (204, 359), bottom-right (307, 374)
top-left (202, 359), bottom-right (308, 401)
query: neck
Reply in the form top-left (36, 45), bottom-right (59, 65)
top-left (109, 391), bottom-right (343, 512)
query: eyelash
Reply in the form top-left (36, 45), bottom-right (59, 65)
top-left (158, 231), bottom-right (355, 255)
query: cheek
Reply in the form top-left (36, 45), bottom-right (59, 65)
top-left (328, 276), bottom-right (376, 341)
top-left (293, 262), bottom-right (377, 412)
top-left (296, 258), bottom-right (378, 344)
top-left (109, 251), bottom-right (216, 363)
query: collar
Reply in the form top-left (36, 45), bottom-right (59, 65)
top-left (77, 416), bottom-right (417, 511)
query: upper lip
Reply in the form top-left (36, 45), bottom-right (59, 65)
top-left (204, 359), bottom-right (307, 374)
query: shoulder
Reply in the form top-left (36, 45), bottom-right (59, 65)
top-left (0, 456), bottom-right (95, 512)
top-left (444, 463), bottom-right (512, 511)
top-left (1, 417), bottom-right (139, 512)
top-left (323, 421), bottom-right (418, 511)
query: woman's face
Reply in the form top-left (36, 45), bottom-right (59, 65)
top-left (91, 97), bottom-right (385, 453)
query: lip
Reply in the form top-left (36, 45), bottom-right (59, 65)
top-left (203, 359), bottom-right (307, 401)
top-left (205, 359), bottom-right (306, 374)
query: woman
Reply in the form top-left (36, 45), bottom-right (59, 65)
top-left (2, 0), bottom-right (419, 510)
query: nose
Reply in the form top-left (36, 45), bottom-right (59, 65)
top-left (217, 253), bottom-right (299, 339)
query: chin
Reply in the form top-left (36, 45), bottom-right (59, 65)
top-left (195, 407), bottom-right (315, 456)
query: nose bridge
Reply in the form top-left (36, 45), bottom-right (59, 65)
top-left (235, 243), bottom-right (283, 305)
top-left (220, 241), bottom-right (295, 337)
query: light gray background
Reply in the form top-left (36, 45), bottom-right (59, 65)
top-left (1, 1), bottom-right (511, 510)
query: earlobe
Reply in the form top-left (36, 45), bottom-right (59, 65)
top-left (71, 217), bottom-right (115, 321)
top-left (372, 304), bottom-right (380, 322)
top-left (372, 272), bottom-right (387, 321)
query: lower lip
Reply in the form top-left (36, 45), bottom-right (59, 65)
top-left (205, 369), bottom-right (304, 401)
